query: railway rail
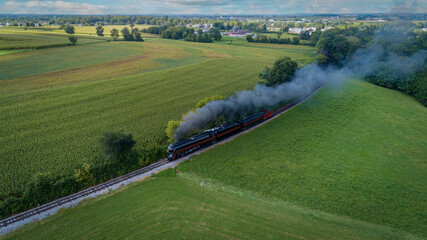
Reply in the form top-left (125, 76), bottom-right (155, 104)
top-left (0, 83), bottom-right (325, 236)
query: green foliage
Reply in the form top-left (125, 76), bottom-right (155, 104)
top-left (132, 28), bottom-right (144, 41)
top-left (185, 30), bottom-right (214, 43)
top-left (121, 27), bottom-right (134, 41)
top-left (196, 95), bottom-right (225, 109)
top-left (95, 25), bottom-right (104, 36)
top-left (139, 144), bottom-right (166, 166)
top-left (292, 36), bottom-right (300, 44)
top-left (367, 65), bottom-right (427, 106)
top-left (0, 197), bottom-right (23, 218)
top-left (51, 176), bottom-right (81, 197)
top-left (75, 163), bottom-right (95, 187)
top-left (120, 27), bottom-right (144, 41)
top-left (22, 172), bottom-right (55, 207)
top-left (259, 56), bottom-right (298, 86)
top-left (248, 34), bottom-right (309, 46)
top-left (315, 27), bottom-right (375, 66)
top-left (99, 132), bottom-right (136, 161)
top-left (166, 120), bottom-right (180, 143)
top-left (208, 28), bottom-right (222, 40)
top-left (110, 28), bottom-right (119, 40)
top-left (161, 26), bottom-right (194, 40)
top-left (68, 36), bottom-right (78, 45)
top-left (63, 25), bottom-right (73, 34)
top-left (64, 24), bottom-right (75, 34)
top-left (316, 34), bottom-right (350, 66)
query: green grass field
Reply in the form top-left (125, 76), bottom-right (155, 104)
top-left (0, 32), bottom-right (105, 50)
top-left (0, 29), bottom-right (315, 199)
top-left (179, 79), bottom-right (427, 236)
top-left (2, 171), bottom-right (420, 240)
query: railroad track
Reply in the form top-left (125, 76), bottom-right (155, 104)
top-left (0, 158), bottom-right (169, 230)
top-left (0, 82), bottom-right (325, 235)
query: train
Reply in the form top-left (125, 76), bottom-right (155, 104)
top-left (167, 110), bottom-right (273, 161)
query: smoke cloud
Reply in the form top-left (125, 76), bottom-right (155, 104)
top-left (174, 31), bottom-right (426, 142)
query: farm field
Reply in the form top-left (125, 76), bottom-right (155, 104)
top-left (0, 25), bottom-right (155, 39)
top-left (1, 171), bottom-right (418, 240)
top-left (179, 79), bottom-right (427, 236)
top-left (0, 32), bottom-right (105, 50)
top-left (0, 30), bottom-right (315, 200)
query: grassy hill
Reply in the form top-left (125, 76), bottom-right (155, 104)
top-left (179, 79), bottom-right (427, 236)
top-left (2, 171), bottom-right (420, 240)
top-left (0, 28), bottom-right (315, 200)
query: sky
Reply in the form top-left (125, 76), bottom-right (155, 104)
top-left (0, 0), bottom-right (426, 15)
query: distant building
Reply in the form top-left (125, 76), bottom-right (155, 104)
top-left (288, 28), bottom-right (302, 34)
top-left (226, 30), bottom-right (253, 37)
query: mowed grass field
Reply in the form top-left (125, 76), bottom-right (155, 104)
top-left (0, 29), bottom-right (315, 199)
top-left (179, 80), bottom-right (427, 236)
top-left (2, 172), bottom-right (419, 240)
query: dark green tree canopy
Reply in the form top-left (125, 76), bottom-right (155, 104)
top-left (96, 25), bottom-right (104, 36)
top-left (208, 28), bottom-right (222, 40)
top-left (110, 28), bottom-right (119, 40)
top-left (64, 24), bottom-right (75, 34)
top-left (99, 132), bottom-right (136, 161)
top-left (121, 27), bottom-right (134, 41)
top-left (259, 57), bottom-right (298, 86)
top-left (68, 36), bottom-right (78, 45)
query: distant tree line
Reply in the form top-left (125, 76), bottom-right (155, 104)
top-left (143, 26), bottom-right (221, 43)
top-left (246, 34), bottom-right (303, 45)
top-left (0, 131), bottom-right (165, 219)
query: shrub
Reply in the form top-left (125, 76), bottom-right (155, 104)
top-left (22, 172), bottom-right (55, 207)
top-left (52, 176), bottom-right (81, 198)
top-left (0, 197), bottom-right (23, 218)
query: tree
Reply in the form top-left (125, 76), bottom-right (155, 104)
top-left (110, 28), bottom-right (119, 40)
top-left (246, 35), bottom-right (254, 42)
top-left (166, 120), bottom-right (180, 143)
top-left (96, 25), bottom-right (104, 36)
top-left (68, 36), bottom-right (78, 45)
top-left (316, 34), bottom-right (350, 66)
top-left (132, 28), bottom-right (144, 41)
top-left (99, 131), bottom-right (136, 161)
top-left (75, 163), bottom-right (95, 187)
top-left (259, 57), bottom-right (298, 86)
top-left (64, 24), bottom-right (75, 34)
top-left (196, 95), bottom-right (225, 109)
top-left (208, 28), bottom-right (222, 40)
top-left (292, 36), bottom-right (300, 44)
top-left (121, 27), bottom-right (134, 41)
top-left (277, 31), bottom-right (282, 39)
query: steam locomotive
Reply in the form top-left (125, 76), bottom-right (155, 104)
top-left (167, 110), bottom-right (273, 161)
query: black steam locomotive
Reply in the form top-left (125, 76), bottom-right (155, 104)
top-left (167, 110), bottom-right (273, 161)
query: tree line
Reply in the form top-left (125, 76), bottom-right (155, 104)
top-left (143, 26), bottom-right (222, 43)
